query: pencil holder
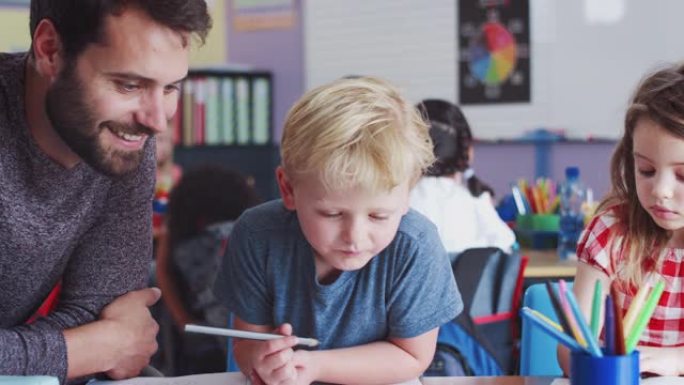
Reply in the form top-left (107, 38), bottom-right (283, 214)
top-left (515, 214), bottom-right (559, 249)
top-left (570, 350), bottom-right (639, 385)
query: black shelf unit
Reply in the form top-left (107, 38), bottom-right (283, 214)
top-left (172, 68), bottom-right (279, 201)
top-left (174, 144), bottom-right (280, 201)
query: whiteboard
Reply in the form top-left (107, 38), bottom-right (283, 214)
top-left (304, 0), bottom-right (684, 139)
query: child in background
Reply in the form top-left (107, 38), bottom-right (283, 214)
top-left (153, 128), bottom-right (183, 236)
top-left (214, 77), bottom-right (462, 385)
top-left (156, 165), bottom-right (259, 375)
top-left (558, 64), bottom-right (684, 376)
top-left (410, 99), bottom-right (516, 255)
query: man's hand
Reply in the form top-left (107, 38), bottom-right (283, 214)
top-left (100, 287), bottom-right (161, 379)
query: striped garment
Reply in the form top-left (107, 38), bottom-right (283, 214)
top-left (577, 208), bottom-right (684, 347)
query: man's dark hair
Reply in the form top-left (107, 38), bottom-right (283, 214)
top-left (30, 0), bottom-right (212, 60)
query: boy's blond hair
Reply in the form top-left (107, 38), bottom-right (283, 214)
top-left (280, 76), bottom-right (434, 192)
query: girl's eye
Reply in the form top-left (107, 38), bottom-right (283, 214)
top-left (637, 168), bottom-right (655, 177)
top-left (370, 214), bottom-right (389, 221)
top-left (321, 212), bottom-right (341, 218)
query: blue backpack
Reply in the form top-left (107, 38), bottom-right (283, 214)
top-left (424, 247), bottom-right (523, 377)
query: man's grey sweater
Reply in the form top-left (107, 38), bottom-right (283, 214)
top-left (0, 53), bottom-right (154, 383)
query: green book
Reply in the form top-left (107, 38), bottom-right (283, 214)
top-left (235, 77), bottom-right (250, 145)
top-left (204, 77), bottom-right (220, 145)
top-left (251, 77), bottom-right (270, 144)
top-left (220, 77), bottom-right (235, 145)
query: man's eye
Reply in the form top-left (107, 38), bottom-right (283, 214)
top-left (117, 81), bottom-right (140, 92)
top-left (164, 84), bottom-right (181, 94)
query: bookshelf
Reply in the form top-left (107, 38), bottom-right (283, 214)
top-left (172, 68), bottom-right (280, 200)
top-left (174, 144), bottom-right (280, 201)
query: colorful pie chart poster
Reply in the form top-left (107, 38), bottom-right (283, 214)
top-left (459, 0), bottom-right (530, 104)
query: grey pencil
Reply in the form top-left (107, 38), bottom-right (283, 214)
top-left (184, 324), bottom-right (320, 347)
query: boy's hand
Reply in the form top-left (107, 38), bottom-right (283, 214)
top-left (639, 346), bottom-right (684, 376)
top-left (249, 323), bottom-right (300, 385)
top-left (292, 349), bottom-right (317, 385)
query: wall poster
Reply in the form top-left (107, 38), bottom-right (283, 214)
top-left (458, 0), bottom-right (530, 104)
top-left (0, 1), bottom-right (30, 53)
top-left (231, 0), bottom-right (296, 32)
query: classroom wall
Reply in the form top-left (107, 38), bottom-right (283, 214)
top-left (0, 4), bottom-right (30, 53)
top-left (226, 0), bottom-right (305, 142)
top-left (304, 0), bottom-right (684, 140)
top-left (473, 140), bottom-right (616, 201)
top-left (302, 0), bottom-right (684, 198)
top-left (228, 0), bottom-right (625, 197)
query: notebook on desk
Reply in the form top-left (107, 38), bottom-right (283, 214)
top-left (0, 377), bottom-right (58, 385)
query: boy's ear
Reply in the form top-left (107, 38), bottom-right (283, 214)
top-left (32, 19), bottom-right (64, 80)
top-left (276, 166), bottom-right (296, 210)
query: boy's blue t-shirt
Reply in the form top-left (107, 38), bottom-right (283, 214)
top-left (214, 200), bottom-right (462, 348)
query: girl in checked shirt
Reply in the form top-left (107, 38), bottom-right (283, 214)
top-left (558, 63), bottom-right (684, 376)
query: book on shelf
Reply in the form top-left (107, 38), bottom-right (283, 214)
top-left (235, 76), bottom-right (250, 145)
top-left (220, 77), bottom-right (236, 145)
top-left (204, 77), bottom-right (221, 145)
top-left (252, 76), bottom-right (270, 145)
top-left (173, 69), bottom-right (273, 147)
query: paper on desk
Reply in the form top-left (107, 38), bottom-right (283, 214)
top-left (89, 372), bottom-right (250, 385)
top-left (550, 377), bottom-right (684, 385)
top-left (0, 377), bottom-right (58, 385)
top-left (90, 372), bottom-right (422, 385)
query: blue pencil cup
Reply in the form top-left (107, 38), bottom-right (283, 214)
top-left (570, 350), bottom-right (639, 385)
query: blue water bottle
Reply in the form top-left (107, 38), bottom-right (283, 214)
top-left (557, 166), bottom-right (585, 260)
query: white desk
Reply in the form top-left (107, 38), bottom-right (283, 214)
top-left (422, 376), bottom-right (554, 385)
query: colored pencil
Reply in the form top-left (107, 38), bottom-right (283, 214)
top-left (545, 281), bottom-right (573, 336)
top-left (623, 279), bottom-right (652, 335)
top-left (558, 280), bottom-right (588, 348)
top-left (529, 308), bottom-right (564, 332)
top-left (511, 185), bottom-right (527, 215)
top-left (590, 280), bottom-right (602, 339)
top-left (564, 282), bottom-right (603, 357)
top-left (604, 295), bottom-right (615, 355)
top-left (625, 280), bottom-right (665, 353)
top-left (520, 307), bottom-right (584, 352)
top-left (610, 282), bottom-right (626, 355)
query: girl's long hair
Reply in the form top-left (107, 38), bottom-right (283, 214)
top-left (599, 63), bottom-right (684, 286)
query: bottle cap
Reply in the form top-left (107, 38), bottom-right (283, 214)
top-left (565, 166), bottom-right (580, 179)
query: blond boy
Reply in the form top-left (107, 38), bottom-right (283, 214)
top-left (215, 77), bottom-right (462, 384)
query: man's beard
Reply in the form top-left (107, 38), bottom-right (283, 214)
top-left (45, 65), bottom-right (153, 177)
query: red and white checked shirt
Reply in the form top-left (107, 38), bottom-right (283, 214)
top-left (577, 209), bottom-right (684, 347)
